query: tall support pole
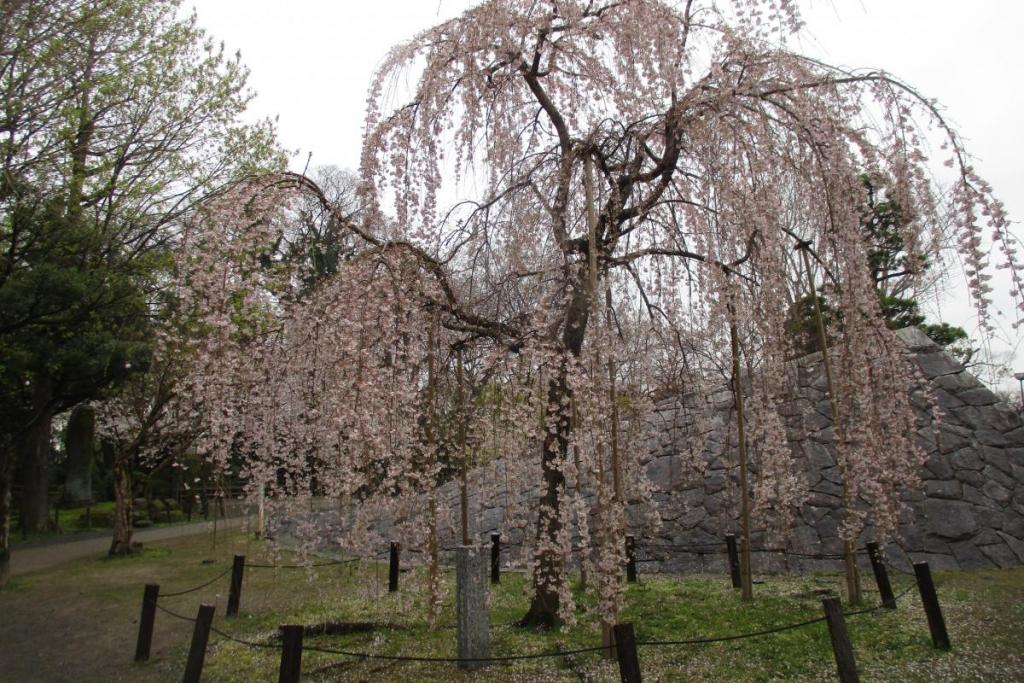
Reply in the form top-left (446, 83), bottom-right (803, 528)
top-left (729, 304), bottom-right (753, 601)
top-left (796, 241), bottom-right (861, 606)
top-left (457, 347), bottom-right (470, 546)
top-left (586, 153), bottom-right (618, 653)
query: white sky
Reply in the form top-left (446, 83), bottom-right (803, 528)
top-left (189, 0), bottom-right (1024, 388)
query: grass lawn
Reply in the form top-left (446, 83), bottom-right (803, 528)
top-left (1, 530), bottom-right (1022, 682)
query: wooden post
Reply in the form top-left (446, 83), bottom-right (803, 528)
top-left (278, 624), bottom-right (304, 683)
top-left (490, 533), bottom-right (500, 584)
top-left (625, 535), bottom-right (637, 583)
top-left (388, 541), bottom-right (400, 593)
top-left (182, 604), bottom-right (215, 683)
top-left (865, 542), bottom-right (896, 609)
top-left (796, 240), bottom-right (861, 606)
top-left (725, 534), bottom-right (742, 589)
top-left (85, 505), bottom-right (92, 530)
top-left (227, 554), bottom-right (245, 617)
top-left (134, 583), bottom-right (159, 662)
top-left (822, 597), bottom-right (859, 683)
top-left (728, 311), bottom-right (753, 600)
top-left (612, 623), bottom-right (642, 683)
top-left (913, 562), bottom-right (950, 649)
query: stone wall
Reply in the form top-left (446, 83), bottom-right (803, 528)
top-left (278, 327), bottom-right (1024, 573)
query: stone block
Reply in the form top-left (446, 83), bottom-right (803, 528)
top-left (895, 326), bottom-right (939, 351)
top-left (925, 480), bottom-right (962, 499)
top-left (949, 540), bottom-right (995, 568)
top-left (983, 464), bottom-right (1015, 489)
top-left (976, 428), bottom-right (1009, 447)
top-left (914, 351), bottom-right (962, 378)
top-left (951, 449), bottom-right (984, 471)
top-left (996, 531), bottom-right (1024, 562)
top-left (979, 543), bottom-right (1020, 568)
top-left (924, 456), bottom-right (954, 480)
top-left (959, 387), bottom-right (999, 407)
top-left (923, 498), bottom-right (978, 540)
top-left (935, 389), bottom-right (965, 410)
top-left (982, 480), bottom-right (1012, 506)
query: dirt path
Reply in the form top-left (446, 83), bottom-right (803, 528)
top-left (9, 515), bottom-right (247, 576)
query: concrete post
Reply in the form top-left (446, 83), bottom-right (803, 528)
top-left (455, 545), bottom-right (490, 669)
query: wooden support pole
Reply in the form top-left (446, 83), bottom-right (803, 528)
top-left (277, 624), bottom-right (304, 683)
top-left (182, 604), bottom-right (215, 683)
top-left (612, 623), bottom-right (642, 683)
top-left (490, 533), bottom-right (500, 584)
top-left (388, 541), bottom-right (400, 593)
top-left (227, 554), bottom-right (245, 617)
top-left (865, 543), bottom-right (896, 609)
top-left (625, 535), bottom-right (637, 583)
top-left (725, 534), bottom-right (742, 589)
top-left (913, 562), bottom-right (951, 649)
top-left (822, 597), bottom-right (859, 683)
top-left (134, 583), bottom-right (159, 662)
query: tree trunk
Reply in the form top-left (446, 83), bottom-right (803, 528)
top-left (63, 405), bottom-right (95, 505)
top-left (20, 412), bottom-right (54, 533)
top-left (0, 439), bottom-right (14, 587)
top-left (518, 361), bottom-right (571, 628)
top-left (109, 452), bottom-right (133, 555)
top-left (519, 280), bottom-right (590, 627)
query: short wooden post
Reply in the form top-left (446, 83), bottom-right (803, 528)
top-left (388, 541), bottom-right (400, 593)
top-left (822, 597), bottom-right (859, 683)
top-left (612, 623), bottom-right (642, 683)
top-left (725, 534), bottom-right (742, 589)
top-left (625, 535), bottom-right (637, 583)
top-left (227, 554), bottom-right (245, 617)
top-left (85, 505), bottom-right (92, 529)
top-left (865, 542), bottom-right (895, 609)
top-left (182, 603), bottom-right (215, 683)
top-left (134, 583), bottom-right (159, 662)
top-left (278, 624), bottom-right (304, 683)
top-left (490, 533), bottom-right (501, 584)
top-left (913, 561), bottom-right (950, 649)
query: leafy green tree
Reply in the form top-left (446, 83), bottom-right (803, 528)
top-left (788, 176), bottom-right (971, 361)
top-left (0, 0), bottom-right (283, 584)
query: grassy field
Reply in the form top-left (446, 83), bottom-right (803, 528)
top-left (1, 530), bottom-right (1022, 682)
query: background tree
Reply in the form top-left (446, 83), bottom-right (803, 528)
top-left (0, 0), bottom-right (282, 585)
top-left (787, 175), bottom-right (972, 360)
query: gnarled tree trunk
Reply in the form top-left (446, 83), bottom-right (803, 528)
top-left (519, 278), bottom-right (590, 628)
top-left (109, 450), bottom-right (133, 555)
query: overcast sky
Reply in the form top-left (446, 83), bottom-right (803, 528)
top-left (188, 0), bottom-right (1024, 387)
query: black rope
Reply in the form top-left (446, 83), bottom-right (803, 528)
top-left (210, 625), bottom-right (279, 649)
top-left (158, 566), bottom-right (232, 598)
top-left (153, 600), bottom-right (198, 623)
top-left (247, 557), bottom-right (360, 569)
top-left (637, 615), bottom-right (828, 647)
top-left (300, 642), bottom-right (608, 663)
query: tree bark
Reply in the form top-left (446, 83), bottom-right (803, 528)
top-left (519, 277), bottom-right (591, 628)
top-left (20, 412), bottom-right (54, 533)
top-left (63, 405), bottom-right (95, 505)
top-left (0, 438), bottom-right (14, 587)
top-left (109, 451), bottom-right (133, 555)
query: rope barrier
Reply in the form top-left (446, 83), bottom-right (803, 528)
top-left (637, 615), bottom-right (828, 647)
top-left (247, 557), bottom-right (360, 569)
top-left (153, 600), bottom-right (198, 623)
top-left (158, 566), bottom-right (232, 598)
top-left (210, 625), bottom-right (279, 649)
top-left (300, 642), bottom-right (609, 663)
